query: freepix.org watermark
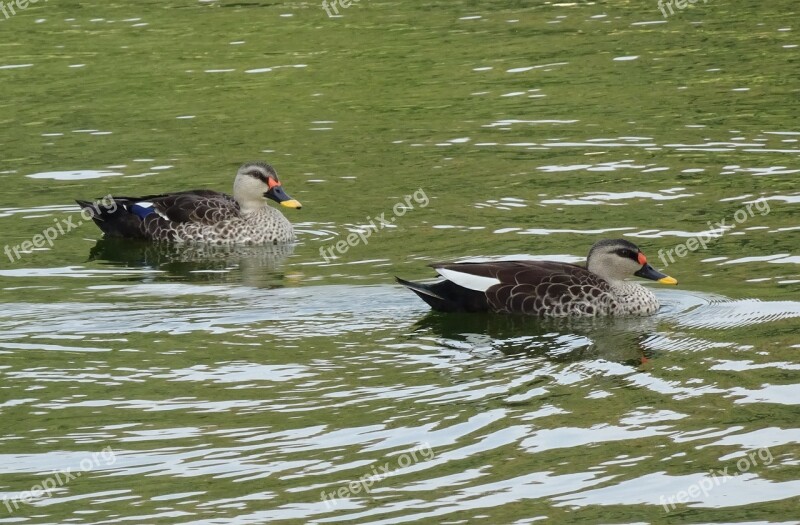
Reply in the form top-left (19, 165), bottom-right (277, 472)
top-left (660, 446), bottom-right (773, 513)
top-left (319, 188), bottom-right (429, 263)
top-left (657, 198), bottom-right (770, 268)
top-left (321, 0), bottom-right (361, 18)
top-left (657, 0), bottom-right (708, 18)
top-left (3, 446), bottom-right (116, 513)
top-left (0, 0), bottom-right (47, 21)
top-left (321, 443), bottom-right (434, 508)
top-left (3, 195), bottom-right (116, 263)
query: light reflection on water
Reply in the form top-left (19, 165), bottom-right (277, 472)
top-left (0, 0), bottom-right (798, 522)
top-left (0, 278), bottom-right (797, 521)
top-left (0, 218), bottom-right (797, 523)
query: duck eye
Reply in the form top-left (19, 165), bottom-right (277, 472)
top-left (248, 171), bottom-right (268, 183)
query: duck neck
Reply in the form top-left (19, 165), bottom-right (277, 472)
top-left (608, 279), bottom-right (659, 315)
top-left (609, 279), bottom-right (653, 299)
top-left (238, 198), bottom-right (268, 216)
top-left (609, 279), bottom-right (637, 292)
top-left (232, 174), bottom-right (269, 215)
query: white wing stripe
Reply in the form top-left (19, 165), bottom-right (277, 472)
top-left (436, 268), bottom-right (501, 292)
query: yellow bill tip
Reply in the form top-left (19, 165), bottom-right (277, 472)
top-left (658, 276), bottom-right (678, 285)
top-left (280, 199), bottom-right (302, 209)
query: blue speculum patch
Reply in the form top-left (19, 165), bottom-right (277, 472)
top-left (130, 202), bottom-right (155, 219)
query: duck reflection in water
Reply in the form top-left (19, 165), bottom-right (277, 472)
top-left (86, 237), bottom-right (295, 288)
top-left (407, 311), bottom-right (663, 367)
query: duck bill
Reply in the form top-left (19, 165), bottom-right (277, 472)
top-left (265, 185), bottom-right (302, 209)
top-left (279, 199), bottom-right (302, 209)
top-left (634, 263), bottom-right (678, 285)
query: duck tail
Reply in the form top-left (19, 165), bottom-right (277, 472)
top-left (76, 198), bottom-right (146, 239)
top-left (396, 276), bottom-right (489, 313)
top-left (396, 276), bottom-right (444, 299)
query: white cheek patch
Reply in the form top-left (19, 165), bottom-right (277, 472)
top-left (436, 268), bottom-right (501, 292)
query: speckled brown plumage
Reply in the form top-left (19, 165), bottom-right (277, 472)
top-left (138, 195), bottom-right (294, 244)
top-left (398, 239), bottom-right (677, 317)
top-left (77, 162), bottom-right (300, 245)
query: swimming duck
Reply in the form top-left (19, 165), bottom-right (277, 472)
top-left (397, 239), bottom-right (678, 316)
top-left (76, 162), bottom-right (301, 244)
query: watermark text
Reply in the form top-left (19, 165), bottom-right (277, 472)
top-left (658, 198), bottom-right (770, 268)
top-left (4, 195), bottom-right (117, 263)
top-left (319, 188), bottom-right (429, 263)
top-left (3, 446), bottom-right (116, 513)
top-left (660, 446), bottom-right (773, 513)
top-left (658, 0), bottom-right (708, 18)
top-left (321, 443), bottom-right (434, 507)
top-left (321, 0), bottom-right (362, 18)
top-left (1, 0), bottom-right (48, 21)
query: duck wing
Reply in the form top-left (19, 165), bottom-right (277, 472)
top-left (132, 190), bottom-right (240, 225)
top-left (431, 260), bottom-right (614, 315)
top-left (77, 190), bottom-right (242, 241)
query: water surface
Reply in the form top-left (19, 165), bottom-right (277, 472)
top-left (0, 1), bottom-right (798, 523)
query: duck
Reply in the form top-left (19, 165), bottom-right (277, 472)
top-left (397, 239), bottom-right (678, 316)
top-left (76, 161), bottom-right (301, 244)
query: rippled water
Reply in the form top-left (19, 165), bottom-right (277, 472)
top-left (1, 0), bottom-right (798, 523)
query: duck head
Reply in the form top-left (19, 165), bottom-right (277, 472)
top-left (233, 161), bottom-right (302, 214)
top-left (587, 239), bottom-right (677, 285)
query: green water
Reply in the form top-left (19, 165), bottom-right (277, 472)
top-left (0, 0), bottom-right (798, 523)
